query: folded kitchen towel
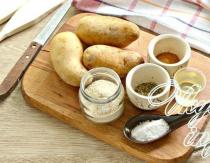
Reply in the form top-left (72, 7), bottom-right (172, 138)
top-left (185, 0), bottom-right (210, 10)
top-left (74, 0), bottom-right (210, 54)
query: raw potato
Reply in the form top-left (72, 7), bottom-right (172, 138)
top-left (83, 45), bottom-right (144, 78)
top-left (76, 15), bottom-right (140, 48)
top-left (50, 32), bottom-right (87, 87)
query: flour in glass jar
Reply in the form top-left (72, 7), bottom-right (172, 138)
top-left (81, 79), bottom-right (124, 122)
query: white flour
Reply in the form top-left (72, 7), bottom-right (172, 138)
top-left (80, 79), bottom-right (124, 123)
top-left (131, 119), bottom-right (170, 142)
top-left (85, 80), bottom-right (118, 100)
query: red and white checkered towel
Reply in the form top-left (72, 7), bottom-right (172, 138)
top-left (74, 0), bottom-right (210, 54)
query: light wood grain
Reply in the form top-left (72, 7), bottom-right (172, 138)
top-left (22, 13), bottom-right (210, 163)
top-left (0, 7), bottom-right (209, 163)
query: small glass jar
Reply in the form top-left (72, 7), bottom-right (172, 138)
top-left (174, 67), bottom-right (206, 107)
top-left (79, 67), bottom-right (125, 123)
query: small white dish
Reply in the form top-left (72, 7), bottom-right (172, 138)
top-left (126, 63), bottom-right (171, 110)
top-left (148, 34), bottom-right (191, 78)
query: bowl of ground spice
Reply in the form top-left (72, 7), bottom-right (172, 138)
top-left (147, 34), bottom-right (191, 78)
top-left (126, 63), bottom-right (171, 110)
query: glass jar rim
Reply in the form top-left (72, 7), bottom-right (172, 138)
top-left (80, 67), bottom-right (122, 104)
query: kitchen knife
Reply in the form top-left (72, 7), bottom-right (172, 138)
top-left (0, 0), bottom-right (73, 100)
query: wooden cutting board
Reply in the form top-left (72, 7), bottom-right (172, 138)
top-left (22, 13), bottom-right (210, 163)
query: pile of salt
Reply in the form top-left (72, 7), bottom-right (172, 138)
top-left (131, 119), bottom-right (170, 142)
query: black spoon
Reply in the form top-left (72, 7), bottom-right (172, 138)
top-left (124, 103), bottom-right (210, 144)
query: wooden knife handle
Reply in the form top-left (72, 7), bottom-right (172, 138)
top-left (0, 41), bottom-right (42, 100)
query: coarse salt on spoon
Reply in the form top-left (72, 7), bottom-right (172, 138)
top-left (0, 0), bottom-right (65, 42)
top-left (124, 102), bottom-right (210, 144)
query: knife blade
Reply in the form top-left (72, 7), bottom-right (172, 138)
top-left (0, 0), bottom-right (73, 100)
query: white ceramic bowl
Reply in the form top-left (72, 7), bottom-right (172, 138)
top-left (148, 34), bottom-right (191, 78)
top-left (126, 63), bottom-right (171, 110)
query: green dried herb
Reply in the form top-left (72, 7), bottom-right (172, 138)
top-left (135, 82), bottom-right (163, 96)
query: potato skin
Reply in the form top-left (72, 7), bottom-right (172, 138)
top-left (83, 45), bottom-right (144, 78)
top-left (50, 32), bottom-right (87, 87)
top-left (76, 15), bottom-right (140, 48)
